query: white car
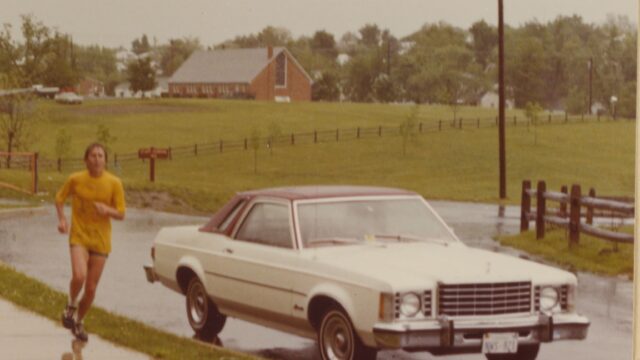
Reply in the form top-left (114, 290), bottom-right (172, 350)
top-left (144, 186), bottom-right (589, 360)
top-left (55, 92), bottom-right (83, 104)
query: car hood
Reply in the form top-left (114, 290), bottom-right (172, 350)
top-left (304, 242), bottom-right (575, 290)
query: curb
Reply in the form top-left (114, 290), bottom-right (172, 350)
top-left (0, 206), bottom-right (48, 220)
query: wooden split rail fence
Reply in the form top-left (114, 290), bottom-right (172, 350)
top-left (520, 180), bottom-right (634, 246)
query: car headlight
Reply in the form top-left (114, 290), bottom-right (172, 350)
top-left (399, 292), bottom-right (421, 317)
top-left (540, 287), bottom-right (559, 311)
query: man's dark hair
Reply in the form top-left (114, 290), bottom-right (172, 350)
top-left (84, 143), bottom-right (107, 160)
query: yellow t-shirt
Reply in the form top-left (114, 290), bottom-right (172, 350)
top-left (55, 170), bottom-right (126, 254)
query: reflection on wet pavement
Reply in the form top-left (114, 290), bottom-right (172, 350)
top-left (0, 201), bottom-right (632, 360)
top-left (60, 339), bottom-right (87, 360)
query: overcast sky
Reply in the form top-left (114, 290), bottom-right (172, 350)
top-left (1, 0), bottom-right (637, 48)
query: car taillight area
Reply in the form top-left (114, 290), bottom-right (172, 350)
top-left (438, 281), bottom-right (532, 316)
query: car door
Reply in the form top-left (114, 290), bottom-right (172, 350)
top-left (211, 198), bottom-right (300, 322)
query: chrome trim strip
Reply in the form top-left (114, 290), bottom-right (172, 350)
top-left (205, 270), bottom-right (307, 297)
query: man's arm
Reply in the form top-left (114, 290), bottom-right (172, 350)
top-left (94, 202), bottom-right (125, 220)
top-left (56, 202), bottom-right (69, 234)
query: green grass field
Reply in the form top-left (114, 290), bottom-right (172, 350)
top-left (498, 228), bottom-right (634, 277)
top-left (1, 98), bottom-right (634, 214)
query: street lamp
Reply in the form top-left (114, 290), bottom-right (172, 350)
top-left (610, 95), bottom-right (618, 120)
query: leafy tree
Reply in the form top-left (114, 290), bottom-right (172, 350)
top-left (469, 20), bottom-right (497, 69)
top-left (311, 30), bottom-right (338, 59)
top-left (55, 129), bottom-right (72, 159)
top-left (249, 129), bottom-right (261, 174)
top-left (399, 105), bottom-right (419, 156)
top-left (267, 122), bottom-right (282, 155)
top-left (312, 71), bottom-right (340, 101)
top-left (96, 124), bottom-right (117, 155)
top-left (159, 37), bottom-right (202, 76)
top-left (359, 24), bottom-right (381, 47)
top-left (0, 15), bottom-right (77, 87)
top-left (127, 57), bottom-right (156, 97)
top-left (373, 73), bottom-right (396, 103)
top-left (525, 101), bottom-right (543, 144)
top-left (131, 34), bottom-right (151, 55)
top-left (0, 80), bottom-right (40, 167)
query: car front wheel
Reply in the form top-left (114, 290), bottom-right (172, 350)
top-left (318, 307), bottom-right (377, 360)
top-left (186, 277), bottom-right (226, 341)
top-left (485, 344), bottom-right (540, 360)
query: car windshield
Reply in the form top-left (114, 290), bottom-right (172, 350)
top-left (297, 197), bottom-right (457, 248)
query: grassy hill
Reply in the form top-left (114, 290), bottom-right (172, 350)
top-left (1, 98), bottom-right (634, 213)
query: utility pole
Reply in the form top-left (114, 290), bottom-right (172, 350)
top-left (588, 57), bottom-right (593, 114)
top-left (498, 0), bottom-right (506, 199)
top-left (387, 40), bottom-right (391, 76)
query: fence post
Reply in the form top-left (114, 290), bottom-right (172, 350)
top-left (586, 188), bottom-right (595, 225)
top-left (569, 184), bottom-right (581, 247)
top-left (57, 158), bottom-right (62, 172)
top-left (439, 120), bottom-right (442, 131)
top-left (378, 126), bottom-right (382, 136)
top-left (459, 118), bottom-right (463, 129)
top-left (291, 133), bottom-right (295, 145)
top-left (244, 138), bottom-right (247, 150)
top-left (194, 144), bottom-right (198, 155)
top-left (314, 130), bottom-right (318, 143)
top-left (357, 127), bottom-right (360, 139)
top-left (548, 114), bottom-right (551, 123)
top-left (521, 180), bottom-right (531, 232)
top-left (560, 185), bottom-right (568, 217)
top-left (419, 122), bottom-right (423, 133)
top-left (336, 128), bottom-right (339, 141)
top-left (536, 181), bottom-right (546, 240)
top-left (219, 141), bottom-right (223, 153)
top-left (513, 116), bottom-right (517, 126)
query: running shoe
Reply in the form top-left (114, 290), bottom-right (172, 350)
top-left (72, 321), bottom-right (89, 342)
top-left (61, 304), bottom-right (76, 329)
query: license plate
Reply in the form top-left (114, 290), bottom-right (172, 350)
top-left (482, 332), bottom-right (518, 354)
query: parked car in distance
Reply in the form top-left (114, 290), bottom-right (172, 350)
top-left (55, 92), bottom-right (83, 104)
top-left (144, 186), bottom-right (590, 360)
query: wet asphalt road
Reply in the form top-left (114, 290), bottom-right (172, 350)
top-left (0, 201), bottom-right (632, 360)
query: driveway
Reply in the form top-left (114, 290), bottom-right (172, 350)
top-left (0, 201), bottom-right (632, 359)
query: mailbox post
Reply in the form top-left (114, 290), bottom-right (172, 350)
top-left (138, 147), bottom-right (170, 182)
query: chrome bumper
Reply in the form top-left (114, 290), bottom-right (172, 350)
top-left (373, 313), bottom-right (589, 352)
top-left (143, 265), bottom-right (159, 283)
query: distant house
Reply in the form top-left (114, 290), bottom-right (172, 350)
top-left (169, 46), bottom-right (312, 102)
top-left (76, 78), bottom-right (105, 97)
top-left (479, 91), bottom-right (515, 109)
top-left (114, 76), bottom-right (169, 98)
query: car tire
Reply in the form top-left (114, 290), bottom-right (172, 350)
top-left (318, 307), bottom-right (377, 360)
top-left (186, 277), bottom-right (226, 341)
top-left (485, 344), bottom-right (540, 360)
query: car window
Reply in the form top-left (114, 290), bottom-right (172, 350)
top-left (219, 200), bottom-right (246, 232)
top-left (235, 203), bottom-right (293, 248)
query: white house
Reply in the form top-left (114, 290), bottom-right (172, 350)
top-left (479, 91), bottom-right (515, 109)
top-left (114, 76), bottom-right (169, 98)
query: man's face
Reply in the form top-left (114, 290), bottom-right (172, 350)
top-left (85, 147), bottom-right (106, 175)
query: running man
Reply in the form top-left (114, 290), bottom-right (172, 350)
top-left (55, 143), bottom-right (125, 342)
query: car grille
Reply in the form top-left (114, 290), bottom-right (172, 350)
top-left (534, 285), bottom-right (569, 311)
top-left (438, 282), bottom-right (532, 316)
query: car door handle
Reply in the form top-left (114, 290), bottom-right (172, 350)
top-left (223, 248), bottom-right (234, 254)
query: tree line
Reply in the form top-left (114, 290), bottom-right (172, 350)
top-left (0, 14), bottom-right (636, 118)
